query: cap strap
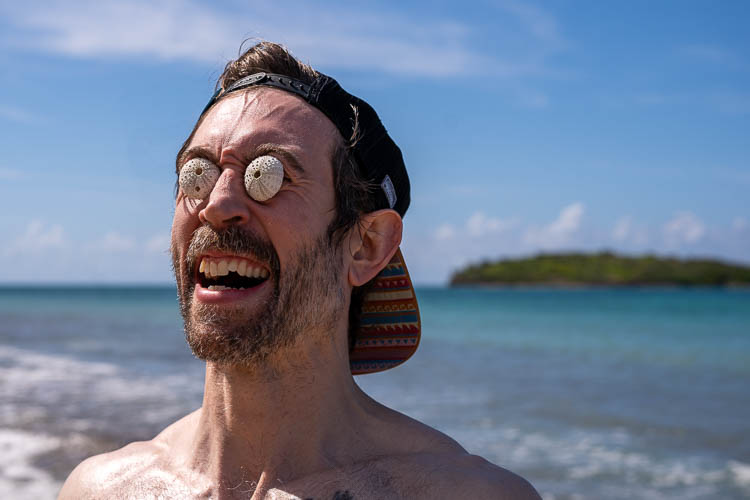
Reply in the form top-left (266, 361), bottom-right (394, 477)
top-left (200, 73), bottom-right (314, 118)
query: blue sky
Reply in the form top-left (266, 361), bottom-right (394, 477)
top-left (1, 0), bottom-right (748, 284)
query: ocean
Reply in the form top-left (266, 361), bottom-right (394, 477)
top-left (1, 286), bottom-right (749, 499)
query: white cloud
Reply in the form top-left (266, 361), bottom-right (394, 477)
top-left (0, 0), bottom-right (476, 77)
top-left (663, 212), bottom-right (705, 246)
top-left (611, 215), bottom-right (649, 247)
top-left (523, 202), bottom-right (584, 248)
top-left (4, 220), bottom-right (66, 256)
top-left (612, 216), bottom-right (632, 242)
top-left (465, 211), bottom-right (518, 237)
top-left (145, 232), bottom-right (171, 254)
top-left (418, 211), bottom-right (521, 283)
top-left (434, 224), bottom-right (456, 241)
top-left (87, 231), bottom-right (136, 252)
top-left (496, 0), bottom-right (566, 47)
top-left (549, 202), bottom-right (584, 234)
top-left (0, 222), bottom-right (174, 282)
top-left (2, 0), bottom-right (230, 63)
top-left (432, 212), bottom-right (518, 241)
top-left (0, 0), bottom-right (564, 79)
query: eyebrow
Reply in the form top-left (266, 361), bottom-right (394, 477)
top-left (176, 146), bottom-right (216, 174)
top-left (253, 143), bottom-right (305, 176)
top-left (175, 143), bottom-right (305, 176)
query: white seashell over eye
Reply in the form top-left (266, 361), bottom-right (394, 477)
top-left (245, 155), bottom-right (284, 201)
top-left (179, 158), bottom-right (220, 199)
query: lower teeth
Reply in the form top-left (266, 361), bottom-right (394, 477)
top-left (207, 285), bottom-right (245, 291)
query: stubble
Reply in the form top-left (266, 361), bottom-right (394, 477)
top-left (171, 225), bottom-right (345, 368)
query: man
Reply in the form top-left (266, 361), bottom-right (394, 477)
top-left (59, 41), bottom-right (540, 499)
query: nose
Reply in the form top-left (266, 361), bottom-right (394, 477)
top-left (198, 169), bottom-right (252, 229)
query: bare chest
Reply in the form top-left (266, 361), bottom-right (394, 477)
top-left (107, 464), bottom-right (418, 500)
top-left (262, 461), bottom-right (437, 500)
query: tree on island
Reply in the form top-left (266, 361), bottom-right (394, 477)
top-left (450, 251), bottom-right (750, 286)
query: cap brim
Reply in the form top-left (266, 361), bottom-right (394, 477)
top-left (349, 248), bottom-right (421, 375)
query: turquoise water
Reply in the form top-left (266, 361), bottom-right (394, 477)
top-left (423, 287), bottom-right (750, 373)
top-left (1, 286), bottom-right (749, 499)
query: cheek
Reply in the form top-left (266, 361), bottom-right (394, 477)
top-left (268, 201), bottom-right (330, 239)
top-left (261, 210), bottom-right (326, 268)
top-left (274, 182), bottom-right (335, 229)
top-left (171, 208), bottom-right (201, 264)
top-left (169, 228), bottom-right (186, 276)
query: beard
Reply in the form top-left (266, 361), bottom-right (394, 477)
top-left (171, 225), bottom-right (345, 368)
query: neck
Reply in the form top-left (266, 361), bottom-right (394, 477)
top-left (185, 332), bottom-right (375, 493)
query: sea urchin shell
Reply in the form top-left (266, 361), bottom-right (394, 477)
top-left (179, 158), bottom-right (220, 199)
top-left (245, 155), bottom-right (284, 201)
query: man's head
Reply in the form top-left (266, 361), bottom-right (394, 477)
top-left (170, 41), bottom-right (418, 372)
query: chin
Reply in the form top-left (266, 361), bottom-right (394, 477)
top-left (182, 296), bottom-right (289, 367)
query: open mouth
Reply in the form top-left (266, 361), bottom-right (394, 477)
top-left (197, 256), bottom-right (270, 291)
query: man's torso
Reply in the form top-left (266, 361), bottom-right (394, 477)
top-left (60, 411), bottom-right (539, 500)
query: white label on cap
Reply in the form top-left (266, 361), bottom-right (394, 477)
top-left (381, 175), bottom-right (397, 209)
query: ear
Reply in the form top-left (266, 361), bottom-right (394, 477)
top-left (347, 209), bottom-right (403, 287)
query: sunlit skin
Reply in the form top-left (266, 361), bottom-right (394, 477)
top-left (58, 89), bottom-right (541, 499)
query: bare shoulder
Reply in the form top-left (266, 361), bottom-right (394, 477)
top-left (382, 451), bottom-right (540, 500)
top-left (433, 453), bottom-right (541, 500)
top-left (363, 402), bottom-right (540, 498)
top-left (57, 439), bottom-right (160, 499)
top-left (57, 411), bottom-right (197, 499)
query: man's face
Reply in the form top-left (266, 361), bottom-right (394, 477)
top-left (170, 89), bottom-right (347, 366)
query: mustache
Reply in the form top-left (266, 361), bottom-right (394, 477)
top-left (185, 225), bottom-right (280, 278)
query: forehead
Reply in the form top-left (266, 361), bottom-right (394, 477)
top-left (187, 87), bottom-right (341, 167)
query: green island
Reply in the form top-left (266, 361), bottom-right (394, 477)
top-left (450, 252), bottom-right (750, 286)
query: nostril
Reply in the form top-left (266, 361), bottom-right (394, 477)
top-left (223, 215), bottom-right (243, 225)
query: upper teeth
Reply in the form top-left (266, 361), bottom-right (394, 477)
top-left (199, 257), bottom-right (269, 279)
